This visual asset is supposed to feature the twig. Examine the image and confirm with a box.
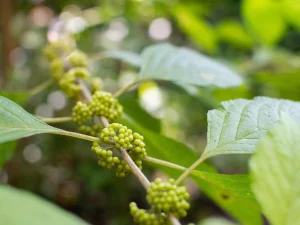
[29,79,53,96]
[40,116,72,124]
[77,79,181,225]
[113,80,139,98]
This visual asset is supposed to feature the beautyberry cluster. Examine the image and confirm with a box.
[129,202,170,225]
[44,39,91,97]
[91,142,120,169]
[100,123,146,177]
[78,125,102,137]
[72,101,92,125]
[146,178,190,218]
[89,91,123,123]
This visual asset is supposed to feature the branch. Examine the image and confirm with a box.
[77,79,180,225]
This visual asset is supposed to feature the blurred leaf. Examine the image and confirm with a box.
[120,99,161,133]
[242,0,286,45]
[255,70,300,100]
[172,4,218,53]
[0,91,30,105]
[0,185,89,225]
[212,85,251,103]
[0,142,16,168]
[191,171,256,200]
[281,0,300,30]
[0,96,60,144]
[202,97,300,159]
[216,20,253,49]
[199,217,238,225]
[139,44,242,88]
[120,115,262,225]
[250,115,300,225]
[101,50,141,67]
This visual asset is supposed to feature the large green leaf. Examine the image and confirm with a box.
[242,0,286,45]
[281,0,300,30]
[202,97,300,159]
[138,44,242,88]
[250,115,300,225]
[0,185,89,225]
[0,96,60,144]
[101,50,141,67]
[121,110,262,225]
[0,142,16,168]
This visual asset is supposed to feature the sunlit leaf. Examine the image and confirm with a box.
[139,44,242,88]
[281,0,300,30]
[172,4,218,53]
[250,115,300,225]
[0,185,89,225]
[202,97,300,159]
[242,0,286,45]
[0,96,60,144]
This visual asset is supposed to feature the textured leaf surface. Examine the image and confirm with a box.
[0,185,89,225]
[120,111,262,225]
[0,96,60,144]
[139,44,242,88]
[202,97,300,159]
[102,50,141,67]
[250,116,300,225]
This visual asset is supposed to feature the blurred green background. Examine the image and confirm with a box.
[0,0,300,224]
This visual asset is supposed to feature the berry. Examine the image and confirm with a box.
[89,92,123,123]
[50,58,64,81]
[129,202,170,225]
[146,178,190,219]
[91,142,120,169]
[67,50,88,67]
[58,71,81,97]
[90,77,103,93]
[72,101,92,125]
[43,39,74,61]
[78,125,102,137]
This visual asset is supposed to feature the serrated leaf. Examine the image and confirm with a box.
[138,43,242,88]
[250,115,300,225]
[0,96,60,144]
[0,185,89,225]
[202,97,300,159]
[102,50,141,67]
[242,0,286,45]
[0,142,16,168]
[120,112,262,225]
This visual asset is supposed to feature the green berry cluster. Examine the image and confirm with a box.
[146,178,190,218]
[92,142,120,169]
[89,91,123,123]
[72,101,92,125]
[129,202,170,225]
[44,39,91,97]
[78,125,102,137]
[100,123,146,177]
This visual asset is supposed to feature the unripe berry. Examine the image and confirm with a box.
[67,50,88,67]
[72,101,92,125]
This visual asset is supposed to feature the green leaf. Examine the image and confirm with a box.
[199,217,238,225]
[242,0,286,45]
[0,91,30,105]
[120,99,161,133]
[172,4,218,53]
[0,185,88,225]
[0,96,60,144]
[120,114,262,225]
[281,0,300,30]
[0,142,16,168]
[139,44,242,88]
[102,50,141,67]
[202,97,300,159]
[250,115,300,225]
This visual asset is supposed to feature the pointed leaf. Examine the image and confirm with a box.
[0,96,60,144]
[202,97,300,159]
[0,185,89,225]
[102,50,141,67]
[250,115,300,225]
[138,44,242,88]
